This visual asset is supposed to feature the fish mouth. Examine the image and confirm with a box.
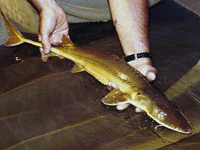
[149,114,192,134]
[159,123,192,134]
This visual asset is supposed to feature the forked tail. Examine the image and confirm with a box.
[0,10,25,46]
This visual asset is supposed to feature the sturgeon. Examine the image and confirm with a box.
[1,11,192,134]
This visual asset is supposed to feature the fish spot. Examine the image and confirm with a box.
[157,111,167,120]
[154,109,158,113]
[118,74,127,80]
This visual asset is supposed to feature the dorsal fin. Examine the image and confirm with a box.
[71,63,85,73]
[57,34,73,46]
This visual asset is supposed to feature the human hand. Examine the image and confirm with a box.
[108,58,157,112]
[38,3,69,62]
[128,58,157,82]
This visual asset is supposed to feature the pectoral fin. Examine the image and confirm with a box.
[71,64,85,73]
[102,89,130,106]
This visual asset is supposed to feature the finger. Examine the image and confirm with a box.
[117,104,144,112]
[38,34,42,42]
[39,13,52,54]
[40,47,49,62]
[107,82,119,90]
[146,67,157,81]
[116,104,130,110]
[135,107,143,112]
[41,32,51,54]
[147,71,156,81]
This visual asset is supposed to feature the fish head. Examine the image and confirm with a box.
[133,92,192,134]
[148,102,192,134]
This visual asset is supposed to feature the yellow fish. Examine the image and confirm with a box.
[1,11,192,134]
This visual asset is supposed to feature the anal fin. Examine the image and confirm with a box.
[102,89,130,106]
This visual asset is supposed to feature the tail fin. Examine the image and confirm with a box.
[0,10,25,46]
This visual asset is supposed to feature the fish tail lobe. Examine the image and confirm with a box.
[0,10,25,46]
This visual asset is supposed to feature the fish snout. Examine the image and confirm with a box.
[149,106,192,134]
[177,118,192,134]
[185,127,192,134]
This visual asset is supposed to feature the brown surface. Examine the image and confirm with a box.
[0,43,199,150]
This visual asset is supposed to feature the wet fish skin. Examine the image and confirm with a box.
[1,11,192,134]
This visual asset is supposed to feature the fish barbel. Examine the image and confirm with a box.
[1,11,192,134]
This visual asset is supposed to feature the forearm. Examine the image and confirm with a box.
[109,0,149,56]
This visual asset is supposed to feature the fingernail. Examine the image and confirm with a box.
[135,108,142,112]
[111,82,118,89]
[41,55,48,62]
[116,104,129,110]
[116,105,124,110]
[44,48,50,54]
[147,71,156,81]
[38,35,42,42]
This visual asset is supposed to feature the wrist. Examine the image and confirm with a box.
[122,40,150,56]
[28,0,60,12]
[128,57,152,66]
[125,52,152,62]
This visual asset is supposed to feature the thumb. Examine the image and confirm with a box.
[39,12,53,54]
[40,30,51,54]
[146,67,157,81]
